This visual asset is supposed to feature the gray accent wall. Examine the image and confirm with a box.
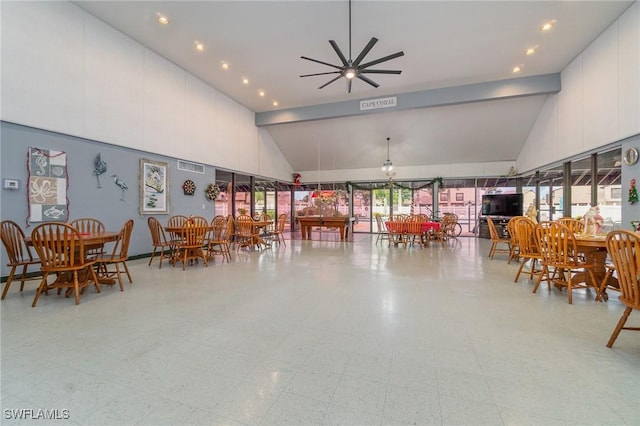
[621,135,640,230]
[1,121,219,276]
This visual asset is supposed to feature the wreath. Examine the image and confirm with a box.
[204,183,220,201]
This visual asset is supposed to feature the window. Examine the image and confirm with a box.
[440,192,449,202]
[456,193,464,202]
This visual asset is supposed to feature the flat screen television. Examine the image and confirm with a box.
[481,193,523,217]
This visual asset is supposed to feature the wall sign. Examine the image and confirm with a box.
[360,96,397,111]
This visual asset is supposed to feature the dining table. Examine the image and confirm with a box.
[573,234,619,301]
[385,221,441,246]
[242,220,274,250]
[25,230,120,285]
[164,224,213,260]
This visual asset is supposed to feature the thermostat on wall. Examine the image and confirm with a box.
[3,179,20,190]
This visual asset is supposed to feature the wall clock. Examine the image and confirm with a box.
[623,148,638,165]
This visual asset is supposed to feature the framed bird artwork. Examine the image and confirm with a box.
[139,158,169,214]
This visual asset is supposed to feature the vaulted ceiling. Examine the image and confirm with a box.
[74,1,633,174]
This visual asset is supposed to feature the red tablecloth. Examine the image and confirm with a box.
[421,222,440,232]
[386,221,440,233]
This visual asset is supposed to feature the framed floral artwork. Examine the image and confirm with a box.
[139,158,169,214]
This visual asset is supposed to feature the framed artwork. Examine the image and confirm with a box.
[439,192,449,202]
[456,193,464,201]
[139,158,169,214]
[28,147,68,223]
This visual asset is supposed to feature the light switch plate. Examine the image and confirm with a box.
[3,179,19,190]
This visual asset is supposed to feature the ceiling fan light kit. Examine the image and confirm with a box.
[300,0,404,93]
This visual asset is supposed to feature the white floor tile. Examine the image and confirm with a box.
[1,236,638,426]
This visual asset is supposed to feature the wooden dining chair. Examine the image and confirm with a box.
[30,222,101,306]
[94,219,134,291]
[374,213,390,245]
[69,217,106,257]
[234,215,260,251]
[173,221,209,270]
[440,213,461,240]
[206,215,226,253]
[147,217,174,269]
[604,230,640,347]
[386,221,407,247]
[393,214,409,223]
[415,213,429,222]
[513,217,545,284]
[405,221,425,246]
[257,212,275,241]
[534,221,599,304]
[487,216,511,259]
[1,220,42,300]
[432,215,451,242]
[272,213,287,246]
[167,215,188,244]
[557,217,585,234]
[506,216,525,264]
[207,216,233,263]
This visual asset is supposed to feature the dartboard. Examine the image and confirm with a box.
[183,179,196,196]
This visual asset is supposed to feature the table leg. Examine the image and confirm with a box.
[573,247,617,300]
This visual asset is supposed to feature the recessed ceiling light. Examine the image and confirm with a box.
[513,66,521,73]
[157,15,169,25]
[242,77,249,85]
[540,21,554,32]
[272,101,279,107]
[525,48,536,56]
[221,62,230,70]
[194,41,205,52]
[259,90,265,97]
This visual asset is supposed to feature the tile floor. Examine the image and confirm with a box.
[1,235,639,426]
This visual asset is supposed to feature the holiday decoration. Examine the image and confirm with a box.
[629,179,638,204]
[293,173,301,187]
[205,183,220,201]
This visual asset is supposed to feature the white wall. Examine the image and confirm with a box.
[517,2,640,173]
[0,1,293,182]
[300,161,516,183]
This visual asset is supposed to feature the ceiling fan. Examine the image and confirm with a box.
[300,0,404,93]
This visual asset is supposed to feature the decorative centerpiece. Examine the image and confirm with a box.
[205,183,220,201]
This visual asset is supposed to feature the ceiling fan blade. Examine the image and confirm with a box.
[360,69,402,74]
[357,74,379,88]
[359,51,404,69]
[300,56,343,70]
[352,37,378,67]
[347,79,352,94]
[300,71,341,78]
[318,75,343,89]
[329,40,349,66]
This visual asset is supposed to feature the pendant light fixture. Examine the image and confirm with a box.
[382,137,393,172]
